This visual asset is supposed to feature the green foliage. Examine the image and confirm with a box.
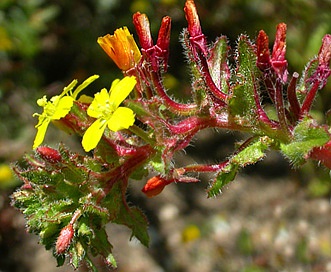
[229,35,260,126]
[208,36,229,93]
[12,144,149,270]
[280,117,330,166]
[208,136,272,197]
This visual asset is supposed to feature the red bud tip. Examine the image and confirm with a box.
[318,34,331,67]
[156,16,171,51]
[156,16,171,71]
[256,30,271,70]
[272,23,287,60]
[133,12,153,50]
[36,146,61,163]
[56,224,74,255]
[271,23,288,82]
[184,0,202,38]
[142,176,173,197]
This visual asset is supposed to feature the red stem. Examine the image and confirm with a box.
[150,71,198,114]
[287,72,300,123]
[103,145,155,196]
[300,80,320,116]
[182,162,229,173]
[180,136,258,174]
[275,79,290,136]
[251,72,278,129]
[194,46,227,104]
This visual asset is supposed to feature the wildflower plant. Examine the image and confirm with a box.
[11,0,331,270]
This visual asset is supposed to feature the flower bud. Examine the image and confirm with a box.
[156,16,171,71]
[184,0,208,57]
[318,34,331,67]
[133,12,153,50]
[56,224,74,255]
[36,146,61,163]
[141,175,173,197]
[271,23,288,82]
[184,0,202,38]
[256,30,271,71]
[314,34,331,88]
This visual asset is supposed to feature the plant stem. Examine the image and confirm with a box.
[287,72,300,123]
[300,80,320,116]
[275,79,290,137]
[151,71,198,114]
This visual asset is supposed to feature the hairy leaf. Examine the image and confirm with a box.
[281,117,330,166]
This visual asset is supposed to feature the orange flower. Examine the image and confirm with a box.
[97,27,141,71]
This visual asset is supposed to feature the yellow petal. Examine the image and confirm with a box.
[33,119,51,149]
[82,118,108,152]
[87,88,110,118]
[52,96,74,120]
[72,74,99,99]
[109,76,136,108]
[107,107,135,131]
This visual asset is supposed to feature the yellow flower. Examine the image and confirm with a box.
[82,76,136,152]
[97,27,141,71]
[33,75,99,149]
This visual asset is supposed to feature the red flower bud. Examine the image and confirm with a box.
[271,23,288,82]
[133,12,153,50]
[256,30,271,71]
[56,224,74,255]
[184,0,208,58]
[318,34,331,67]
[36,146,61,163]
[312,34,331,88]
[156,16,171,71]
[184,0,202,38]
[141,175,173,197]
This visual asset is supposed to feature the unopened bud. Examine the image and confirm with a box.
[56,224,74,255]
[142,175,172,197]
[156,16,171,71]
[256,30,271,71]
[133,12,153,50]
[36,146,61,163]
[184,0,202,38]
[318,34,331,67]
[271,23,288,82]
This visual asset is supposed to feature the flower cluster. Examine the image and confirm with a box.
[33,75,137,152]
[12,0,331,270]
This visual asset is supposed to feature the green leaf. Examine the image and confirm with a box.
[56,255,65,267]
[207,137,272,198]
[208,164,238,198]
[229,35,260,125]
[208,36,229,93]
[281,117,330,166]
[114,205,149,247]
[231,136,272,167]
[91,228,116,268]
[298,57,318,94]
[102,177,149,246]
[12,144,150,270]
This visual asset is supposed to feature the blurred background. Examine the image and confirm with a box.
[0,0,331,271]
